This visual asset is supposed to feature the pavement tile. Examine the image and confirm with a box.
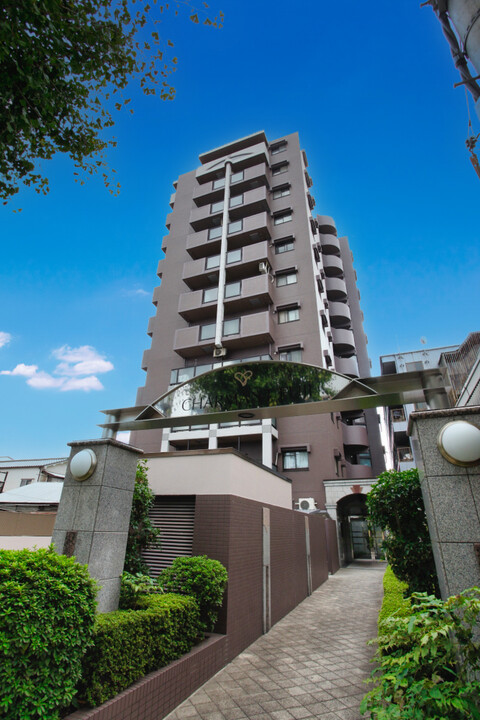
[163,563,385,720]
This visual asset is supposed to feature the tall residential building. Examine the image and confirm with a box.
[131,131,384,510]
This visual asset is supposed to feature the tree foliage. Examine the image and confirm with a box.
[366,469,439,596]
[0,0,223,202]
[124,459,161,574]
[361,589,480,719]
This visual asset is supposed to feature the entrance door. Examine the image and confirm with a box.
[349,517,370,559]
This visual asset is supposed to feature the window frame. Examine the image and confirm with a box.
[200,323,216,340]
[274,210,293,225]
[278,347,303,362]
[282,449,309,470]
[271,162,288,176]
[272,184,291,199]
[208,225,222,241]
[271,141,287,155]
[277,306,300,324]
[223,318,240,336]
[275,238,294,254]
[276,270,297,287]
[228,219,243,234]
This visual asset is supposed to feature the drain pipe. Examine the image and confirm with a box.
[214,161,232,352]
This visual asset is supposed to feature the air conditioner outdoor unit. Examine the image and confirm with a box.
[213,347,227,358]
[297,497,316,512]
[259,261,270,274]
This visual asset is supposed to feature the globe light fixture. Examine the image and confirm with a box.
[437,420,480,467]
[70,448,97,481]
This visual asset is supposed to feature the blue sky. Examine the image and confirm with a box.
[1,0,479,459]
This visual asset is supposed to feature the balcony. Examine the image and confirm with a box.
[325,276,347,301]
[328,301,351,329]
[182,241,272,290]
[332,328,356,357]
[192,163,270,207]
[343,462,374,480]
[317,215,337,235]
[189,186,270,232]
[178,275,273,322]
[322,255,344,278]
[334,355,359,378]
[195,142,269,184]
[186,212,271,260]
[341,423,369,447]
[320,234,341,256]
[173,310,274,358]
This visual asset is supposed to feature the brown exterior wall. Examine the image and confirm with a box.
[0,511,56,536]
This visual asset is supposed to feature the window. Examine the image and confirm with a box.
[356,451,372,467]
[231,170,244,184]
[203,287,218,303]
[228,219,243,234]
[282,450,308,470]
[406,361,423,371]
[398,447,414,463]
[211,200,224,214]
[223,318,240,335]
[271,141,287,155]
[278,306,299,323]
[225,281,241,298]
[20,478,34,487]
[208,226,222,240]
[272,162,288,176]
[170,364,213,384]
[279,347,302,362]
[229,194,243,208]
[391,407,406,422]
[0,471,7,492]
[274,211,292,225]
[272,185,290,199]
[227,248,242,264]
[275,238,294,254]
[200,323,216,340]
[213,177,225,190]
[276,270,297,287]
[206,254,220,270]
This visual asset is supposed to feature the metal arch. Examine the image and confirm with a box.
[99,361,448,436]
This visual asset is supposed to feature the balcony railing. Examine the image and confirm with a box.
[186,212,271,260]
[325,276,347,301]
[189,186,270,232]
[332,327,356,357]
[328,301,351,329]
[177,274,273,322]
[322,255,344,278]
[192,163,270,206]
[182,241,272,290]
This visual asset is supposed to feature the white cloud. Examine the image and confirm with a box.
[1,363,38,377]
[0,332,12,348]
[1,344,113,392]
[123,288,149,297]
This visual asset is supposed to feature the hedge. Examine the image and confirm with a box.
[378,566,411,631]
[76,593,201,707]
[0,547,97,720]
[158,555,228,632]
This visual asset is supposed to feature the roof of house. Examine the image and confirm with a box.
[0,458,67,469]
[0,482,63,504]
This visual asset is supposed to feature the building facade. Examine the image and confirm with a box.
[131,131,384,511]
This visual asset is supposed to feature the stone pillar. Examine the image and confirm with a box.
[409,407,480,599]
[52,438,142,612]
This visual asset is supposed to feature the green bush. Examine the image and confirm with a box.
[158,555,228,632]
[367,469,439,595]
[361,588,480,719]
[119,571,162,609]
[76,593,200,707]
[0,547,97,720]
[378,566,411,631]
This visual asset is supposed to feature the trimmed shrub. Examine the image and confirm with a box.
[119,571,162,609]
[0,547,97,720]
[378,566,410,631]
[77,593,200,707]
[361,588,480,719]
[158,555,228,633]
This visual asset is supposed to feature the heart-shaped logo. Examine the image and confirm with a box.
[234,370,253,387]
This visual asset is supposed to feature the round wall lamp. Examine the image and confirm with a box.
[70,449,97,481]
[437,420,480,467]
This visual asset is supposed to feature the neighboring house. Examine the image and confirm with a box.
[0,457,67,494]
[0,482,63,550]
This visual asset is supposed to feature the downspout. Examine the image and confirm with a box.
[214,161,232,351]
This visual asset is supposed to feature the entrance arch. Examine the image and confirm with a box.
[337,493,369,564]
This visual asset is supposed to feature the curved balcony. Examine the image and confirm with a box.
[322,255,344,278]
[334,355,359,378]
[317,215,337,235]
[343,462,374,480]
[325,276,347,301]
[332,328,356,357]
[328,301,351,328]
[320,233,341,256]
[342,424,369,447]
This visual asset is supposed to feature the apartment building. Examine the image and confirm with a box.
[131,131,384,510]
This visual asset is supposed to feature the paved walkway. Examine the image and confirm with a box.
[166,561,386,720]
